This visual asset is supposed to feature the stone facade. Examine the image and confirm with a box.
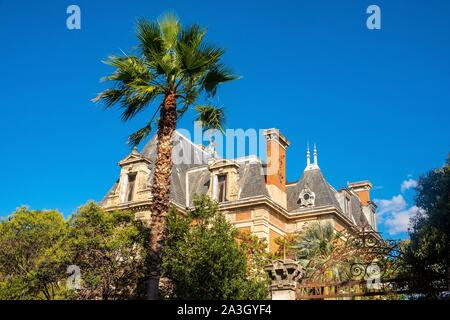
[101,129,378,253]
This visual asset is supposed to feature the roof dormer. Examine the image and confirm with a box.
[208,159,240,202]
[118,146,152,167]
[104,147,152,207]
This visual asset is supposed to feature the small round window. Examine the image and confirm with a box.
[299,188,315,207]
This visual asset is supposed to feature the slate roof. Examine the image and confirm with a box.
[184,158,269,207]
[348,191,369,226]
[238,160,269,199]
[286,168,342,211]
[102,131,209,206]
[286,168,367,227]
[102,131,270,208]
[103,130,368,228]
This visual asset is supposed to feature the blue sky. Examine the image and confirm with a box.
[0,0,449,239]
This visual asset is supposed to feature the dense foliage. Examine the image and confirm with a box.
[0,198,269,300]
[67,203,150,299]
[403,155,450,298]
[0,208,69,299]
[162,195,269,299]
[275,221,403,286]
[0,203,148,300]
[293,222,347,282]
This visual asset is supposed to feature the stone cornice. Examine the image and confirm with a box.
[215,196,358,230]
[104,195,361,233]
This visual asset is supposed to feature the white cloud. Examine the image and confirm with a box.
[374,194,425,235]
[384,206,424,235]
[374,195,407,216]
[371,178,423,236]
[401,178,418,193]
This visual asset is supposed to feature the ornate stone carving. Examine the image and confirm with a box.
[299,186,316,207]
[264,259,304,300]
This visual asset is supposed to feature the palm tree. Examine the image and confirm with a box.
[293,222,342,282]
[93,12,237,299]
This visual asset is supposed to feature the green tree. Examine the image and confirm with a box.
[0,207,69,300]
[403,155,450,298]
[293,222,346,282]
[162,195,269,299]
[67,202,150,300]
[93,12,237,299]
[292,223,391,284]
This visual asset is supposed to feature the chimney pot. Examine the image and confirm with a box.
[263,128,290,208]
[348,180,373,205]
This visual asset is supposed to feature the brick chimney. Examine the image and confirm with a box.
[263,128,290,208]
[348,180,378,231]
[348,181,373,205]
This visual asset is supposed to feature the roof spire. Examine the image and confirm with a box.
[306,142,310,166]
[304,142,320,171]
[313,143,318,167]
[131,146,140,155]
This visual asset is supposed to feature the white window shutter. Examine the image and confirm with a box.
[212,175,218,200]
[120,177,128,203]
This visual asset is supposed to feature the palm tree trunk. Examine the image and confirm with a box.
[147,92,177,300]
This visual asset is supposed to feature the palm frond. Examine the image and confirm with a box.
[195,105,225,133]
[181,84,199,106]
[92,88,126,109]
[158,11,180,51]
[202,64,239,96]
[94,54,163,121]
[95,12,237,146]
[128,122,153,147]
[197,44,225,65]
[175,44,204,76]
[136,19,164,59]
[127,103,163,147]
[177,83,198,118]
[177,104,189,119]
[120,89,161,121]
[177,43,226,78]
[179,24,206,49]
[103,55,152,83]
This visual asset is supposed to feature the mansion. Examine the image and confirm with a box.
[101,129,378,253]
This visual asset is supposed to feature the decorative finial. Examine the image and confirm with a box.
[313,143,318,166]
[306,143,310,166]
[132,146,139,155]
[304,142,320,171]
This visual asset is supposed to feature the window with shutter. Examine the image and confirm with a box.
[217,174,227,203]
[126,173,136,202]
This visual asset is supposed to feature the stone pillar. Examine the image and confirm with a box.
[264,259,304,300]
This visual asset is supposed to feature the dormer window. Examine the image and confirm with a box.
[299,187,315,207]
[217,174,227,202]
[344,197,351,216]
[208,159,239,202]
[114,147,151,206]
[126,173,136,202]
